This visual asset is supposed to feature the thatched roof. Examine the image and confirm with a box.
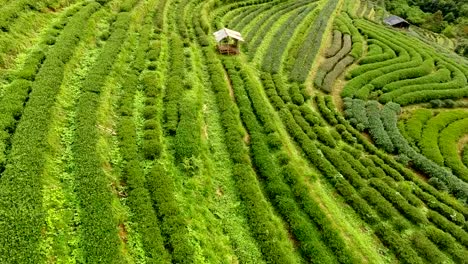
[213,28,244,43]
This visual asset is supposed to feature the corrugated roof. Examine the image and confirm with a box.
[383,15,409,26]
[213,28,244,43]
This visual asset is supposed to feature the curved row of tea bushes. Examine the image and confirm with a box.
[73,12,131,263]
[321,56,354,92]
[0,2,87,173]
[439,118,468,182]
[325,30,343,58]
[289,0,340,82]
[382,68,451,93]
[117,68,171,263]
[262,4,318,74]
[224,59,337,263]
[359,39,395,64]
[245,0,311,56]
[202,47,298,264]
[404,109,433,143]
[0,3,100,263]
[419,110,468,166]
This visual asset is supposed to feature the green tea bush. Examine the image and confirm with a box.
[410,232,447,263]
[370,178,428,224]
[425,226,468,263]
[419,110,468,166]
[428,211,468,248]
[438,118,468,182]
[374,223,424,264]
[0,4,100,262]
[325,30,343,58]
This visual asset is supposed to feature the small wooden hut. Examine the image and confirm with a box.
[383,15,410,29]
[213,28,244,55]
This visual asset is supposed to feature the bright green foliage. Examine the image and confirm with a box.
[73,12,131,263]
[0,3,99,263]
[419,110,468,166]
[175,93,202,163]
[404,109,432,143]
[164,35,185,134]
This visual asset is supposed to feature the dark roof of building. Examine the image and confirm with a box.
[383,15,409,26]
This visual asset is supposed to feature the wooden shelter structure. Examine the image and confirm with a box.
[213,28,244,55]
[383,15,410,29]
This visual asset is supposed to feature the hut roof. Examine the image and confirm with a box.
[383,15,409,26]
[213,28,244,43]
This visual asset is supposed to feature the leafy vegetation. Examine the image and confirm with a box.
[0,0,467,263]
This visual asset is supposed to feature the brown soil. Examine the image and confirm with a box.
[243,133,250,144]
[457,134,468,154]
[118,223,128,244]
[223,71,235,100]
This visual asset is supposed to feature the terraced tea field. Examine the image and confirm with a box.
[0,0,467,263]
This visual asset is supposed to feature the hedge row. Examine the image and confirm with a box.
[203,48,297,264]
[380,67,466,103]
[140,71,163,160]
[321,145,366,189]
[153,0,168,31]
[0,2,84,171]
[260,74,356,263]
[289,0,339,82]
[419,110,468,165]
[360,186,403,221]
[341,70,382,97]
[261,73,286,109]
[318,34,352,75]
[0,0,68,32]
[279,108,379,225]
[247,0,310,56]
[366,101,394,153]
[414,187,466,225]
[325,30,343,58]
[232,1,276,32]
[321,55,354,93]
[0,79,32,171]
[374,223,424,264]
[404,109,432,143]
[327,95,468,216]
[382,67,451,93]
[425,226,468,263]
[359,39,395,64]
[337,14,363,58]
[280,163,360,264]
[410,232,447,263]
[371,58,434,91]
[343,97,368,131]
[370,178,428,224]
[315,95,338,125]
[226,59,339,263]
[366,43,383,57]
[164,34,185,134]
[262,4,316,74]
[117,68,171,263]
[463,144,468,168]
[147,162,196,263]
[394,86,468,106]
[73,12,131,263]
[174,92,202,164]
[378,102,468,201]
[428,210,468,248]
[439,118,468,182]
[0,3,99,263]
